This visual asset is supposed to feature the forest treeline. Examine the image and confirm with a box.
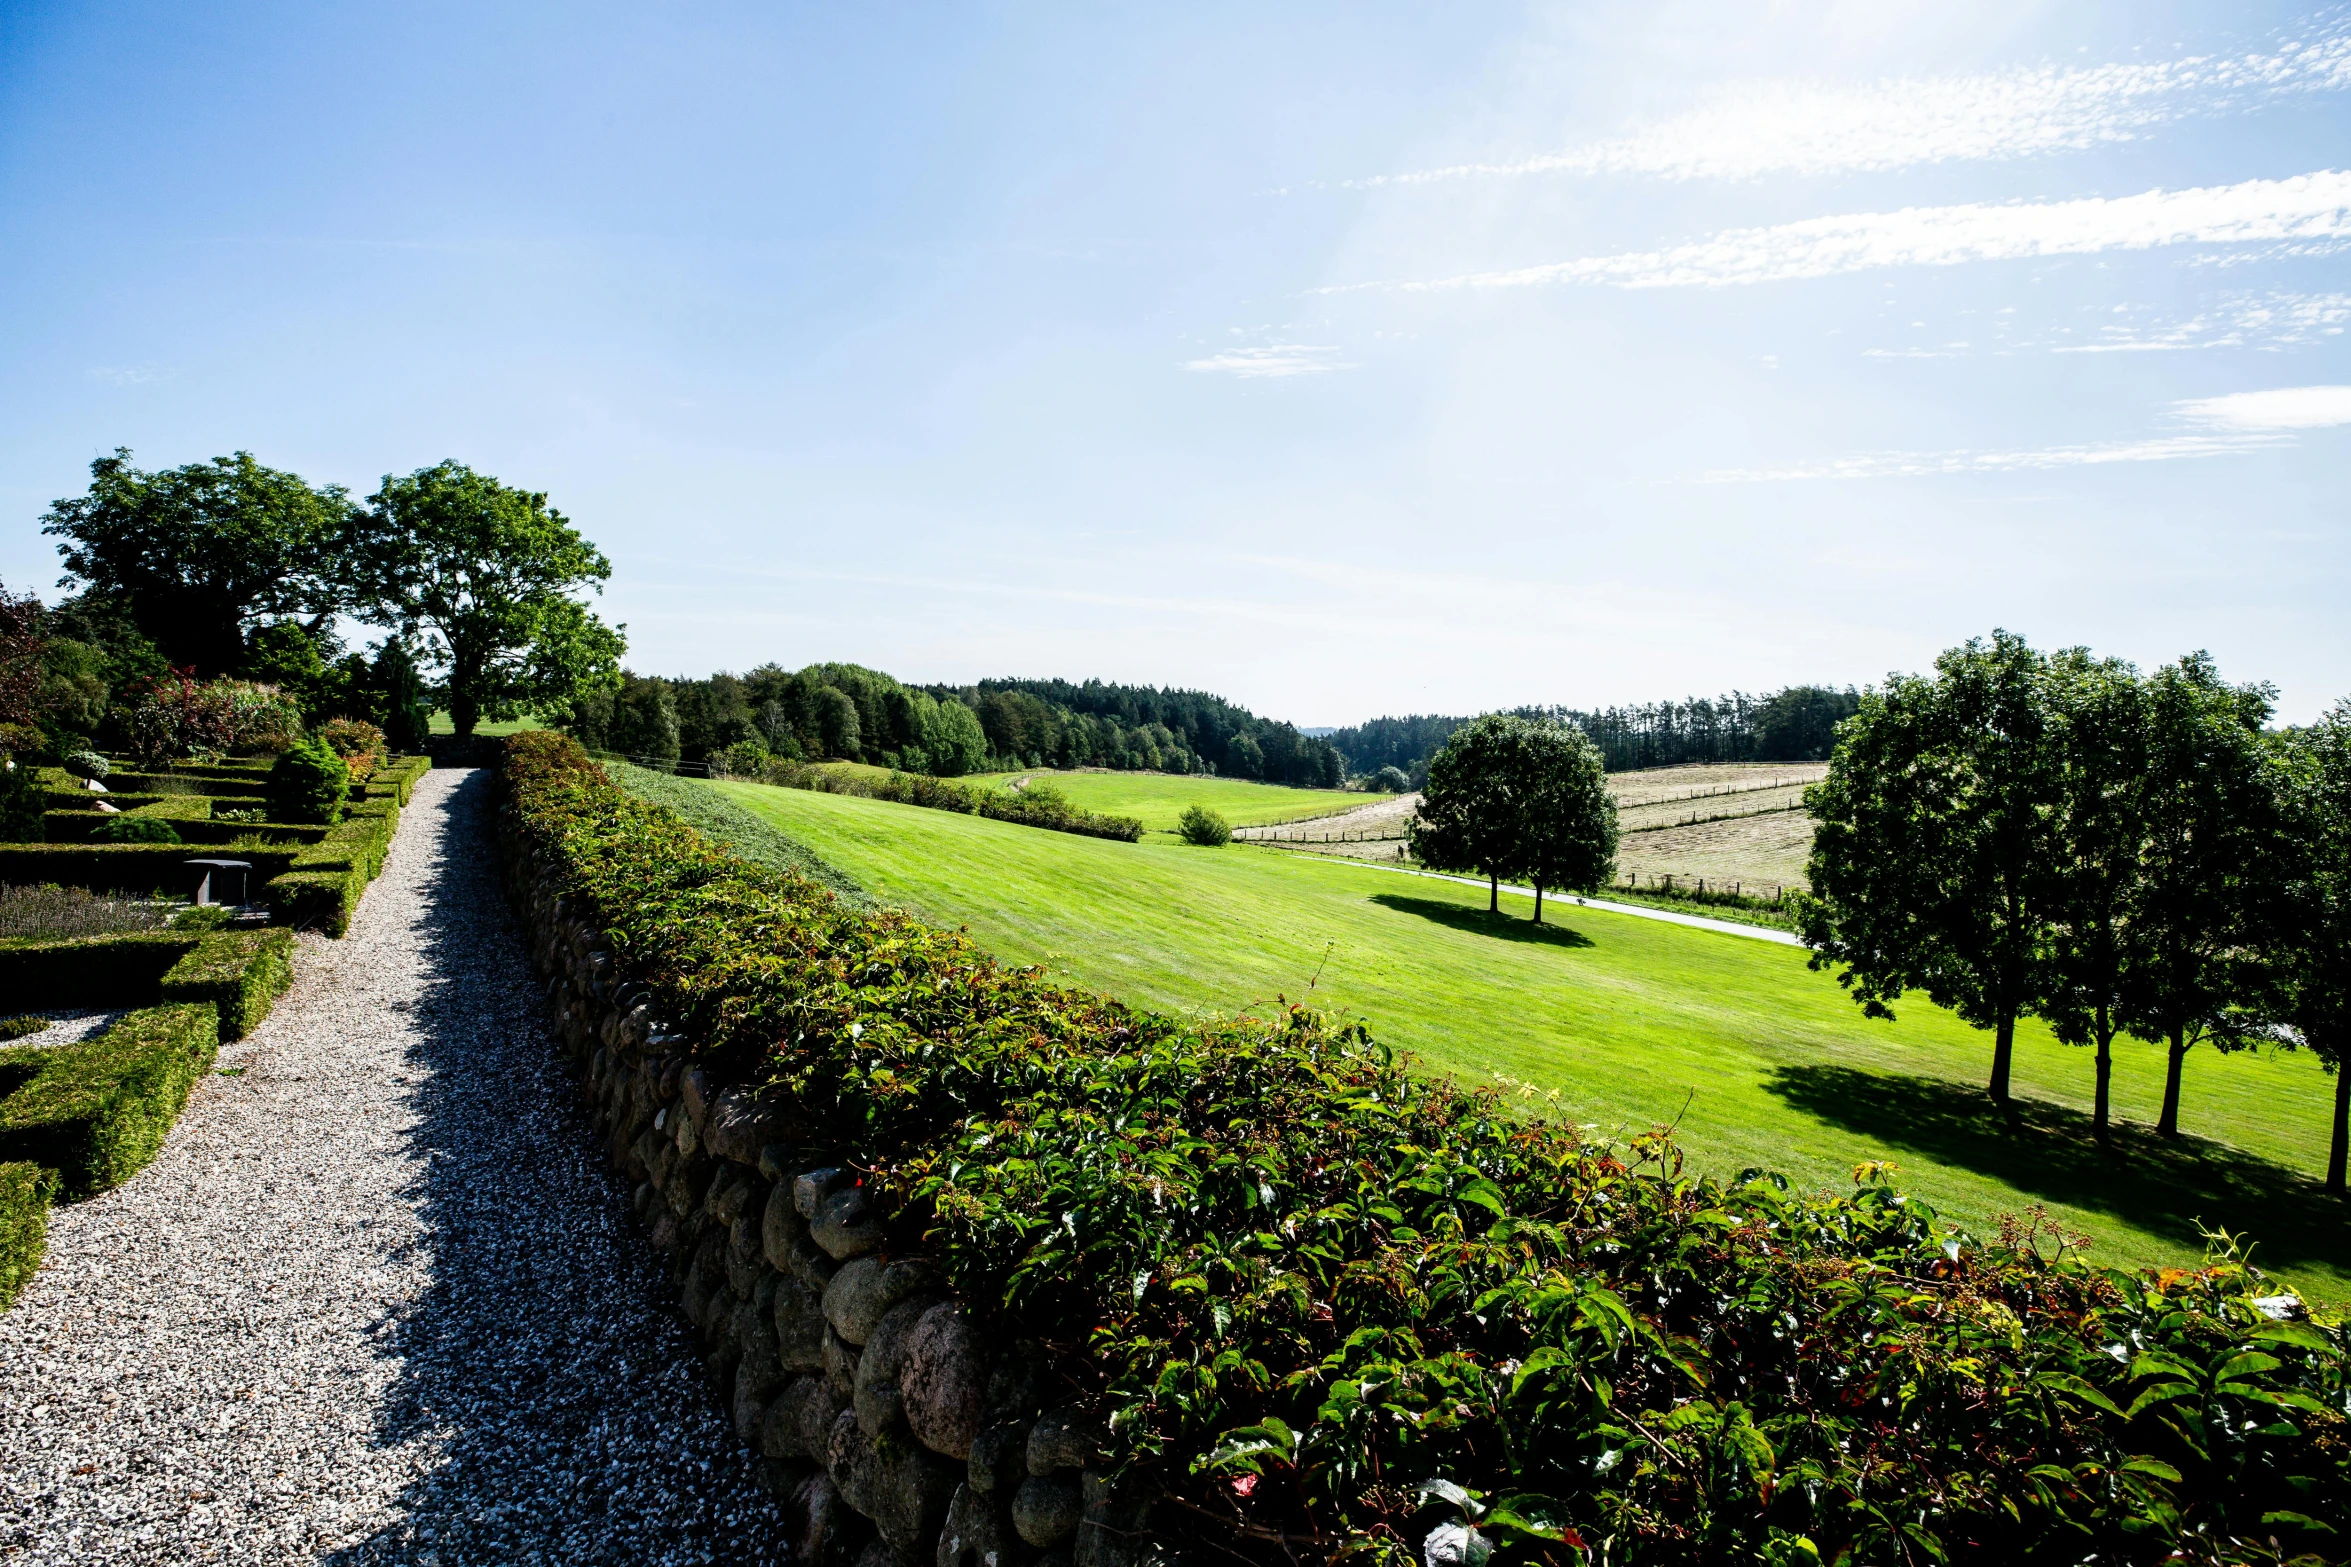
[1328,685,1863,781]
[568,665,1347,785]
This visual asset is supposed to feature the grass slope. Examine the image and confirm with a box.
[712,776,2351,1299]
[611,764,863,902]
[966,769,1362,839]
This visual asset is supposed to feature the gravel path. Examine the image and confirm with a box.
[0,768,787,1566]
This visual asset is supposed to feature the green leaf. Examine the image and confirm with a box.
[2120,1456,2183,1483]
[2044,1375,2126,1417]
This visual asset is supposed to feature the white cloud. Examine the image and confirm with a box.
[2176,384,2351,428]
[1700,432,2288,482]
[1360,26,2351,187]
[2054,290,2351,352]
[85,364,168,386]
[1358,170,2351,292]
[1183,344,1349,377]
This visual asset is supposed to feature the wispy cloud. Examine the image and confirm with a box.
[2177,383,2351,428]
[86,364,169,386]
[1859,290,2351,356]
[1358,26,2351,187]
[1183,343,1349,377]
[1702,384,2351,481]
[1345,170,2351,292]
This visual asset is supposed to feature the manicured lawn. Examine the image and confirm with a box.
[712,777,2351,1301]
[964,769,1364,839]
[427,711,545,737]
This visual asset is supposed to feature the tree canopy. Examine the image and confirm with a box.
[349,461,623,736]
[1408,714,1615,921]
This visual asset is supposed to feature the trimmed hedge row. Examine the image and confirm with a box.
[159,930,294,1039]
[758,762,1146,842]
[501,729,2351,1567]
[0,843,302,895]
[0,1161,54,1311]
[0,928,293,1040]
[0,1003,217,1198]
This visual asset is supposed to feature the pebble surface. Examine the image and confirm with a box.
[0,768,788,1565]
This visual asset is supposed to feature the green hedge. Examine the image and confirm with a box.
[261,867,366,936]
[159,930,293,1040]
[0,1004,217,1197]
[368,754,430,806]
[0,843,300,895]
[0,1160,54,1310]
[38,809,329,846]
[0,933,197,1008]
[502,729,2351,1566]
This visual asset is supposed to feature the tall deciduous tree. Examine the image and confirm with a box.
[2263,702,2351,1194]
[1518,722,1619,924]
[1410,714,1534,913]
[349,462,623,736]
[1802,632,2061,1103]
[2038,650,2149,1144]
[41,449,355,676]
[2116,654,2276,1136]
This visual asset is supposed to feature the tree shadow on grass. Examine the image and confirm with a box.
[1369,893,1594,950]
[1763,1063,2351,1275]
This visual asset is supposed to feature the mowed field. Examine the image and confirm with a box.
[966,769,1364,839]
[707,776,2351,1301]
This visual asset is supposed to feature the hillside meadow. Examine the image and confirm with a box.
[706,773,2351,1302]
[964,768,1363,838]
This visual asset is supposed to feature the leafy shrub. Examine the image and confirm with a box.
[1177,803,1231,845]
[750,760,1145,841]
[61,751,108,782]
[1372,764,1411,793]
[311,718,384,784]
[89,815,181,845]
[120,675,302,766]
[266,738,348,825]
[0,1016,46,1042]
[0,721,45,758]
[0,762,40,843]
[499,729,2351,1567]
[0,883,176,939]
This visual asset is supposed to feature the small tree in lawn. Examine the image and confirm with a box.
[1409,714,1533,914]
[2116,653,2276,1136]
[349,462,624,737]
[2262,701,2351,1194]
[2038,649,2149,1145]
[1802,631,2062,1103]
[1518,722,1617,924]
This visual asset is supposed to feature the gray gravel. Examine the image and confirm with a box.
[0,768,787,1565]
[3,1012,128,1050]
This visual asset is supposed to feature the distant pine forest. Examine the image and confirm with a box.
[567,665,1860,785]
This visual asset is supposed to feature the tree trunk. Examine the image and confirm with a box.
[2093,1020,2114,1146]
[1487,873,1498,914]
[1533,882,1544,925]
[1988,1010,2015,1104]
[449,688,480,739]
[2158,1026,2186,1136]
[2330,1057,2350,1198]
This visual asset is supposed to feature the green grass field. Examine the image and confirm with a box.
[966,769,1364,839]
[710,777,2351,1301]
[426,711,544,737]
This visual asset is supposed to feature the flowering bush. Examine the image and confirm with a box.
[501,731,2351,1567]
[119,674,302,765]
[311,717,385,785]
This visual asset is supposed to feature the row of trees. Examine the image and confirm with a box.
[1407,714,1621,922]
[1327,685,1862,784]
[19,448,623,748]
[1802,633,2351,1190]
[579,664,1343,783]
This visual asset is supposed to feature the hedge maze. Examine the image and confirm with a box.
[0,750,430,1308]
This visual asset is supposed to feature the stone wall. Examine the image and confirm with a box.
[499,824,1156,1567]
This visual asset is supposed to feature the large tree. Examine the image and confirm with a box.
[1801,632,2062,1103]
[2263,702,2351,1194]
[41,448,356,676]
[2115,654,2276,1136]
[1517,721,1619,924]
[1410,714,1536,914]
[349,462,623,736]
[2037,650,2148,1144]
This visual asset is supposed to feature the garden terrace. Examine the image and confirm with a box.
[499,730,2351,1567]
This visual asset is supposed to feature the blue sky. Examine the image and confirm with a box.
[3,1,2347,724]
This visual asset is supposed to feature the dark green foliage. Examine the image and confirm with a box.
[261,867,365,936]
[90,814,181,844]
[1370,765,1411,793]
[1177,804,1231,846]
[500,730,2351,1566]
[373,638,433,751]
[610,762,862,900]
[0,843,300,897]
[159,930,293,1040]
[0,1160,55,1310]
[2263,700,2351,1192]
[1410,715,1537,912]
[0,1004,217,1197]
[39,449,356,676]
[0,889,182,943]
[1330,687,1865,780]
[0,1017,46,1042]
[758,764,1145,841]
[267,737,349,824]
[0,762,41,843]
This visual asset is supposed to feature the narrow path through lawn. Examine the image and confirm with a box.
[0,768,785,1566]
